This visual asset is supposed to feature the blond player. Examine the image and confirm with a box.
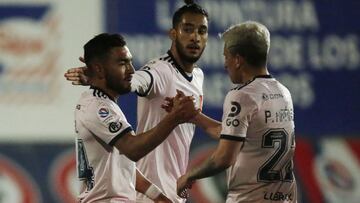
[74,33,198,202]
[177,21,297,202]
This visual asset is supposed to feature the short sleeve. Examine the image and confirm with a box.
[133,61,172,97]
[220,90,258,141]
[83,101,134,146]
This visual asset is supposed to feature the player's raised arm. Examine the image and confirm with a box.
[191,112,221,139]
[114,92,200,162]
[162,90,222,139]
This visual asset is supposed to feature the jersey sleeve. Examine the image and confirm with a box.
[220,90,258,141]
[131,61,172,97]
[131,69,153,96]
[83,101,134,146]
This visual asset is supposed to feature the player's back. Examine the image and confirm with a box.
[224,76,297,203]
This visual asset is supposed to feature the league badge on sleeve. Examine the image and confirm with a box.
[98,108,109,118]
[109,122,122,133]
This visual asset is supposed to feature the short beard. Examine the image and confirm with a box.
[105,72,130,95]
[175,39,203,64]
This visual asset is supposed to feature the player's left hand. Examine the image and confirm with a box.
[177,174,194,198]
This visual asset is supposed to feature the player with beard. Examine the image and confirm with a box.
[74,33,198,203]
[65,1,220,202]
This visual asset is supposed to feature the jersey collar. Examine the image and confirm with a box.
[253,75,273,79]
[167,50,193,82]
[90,86,115,102]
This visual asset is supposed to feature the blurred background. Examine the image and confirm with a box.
[0,0,359,202]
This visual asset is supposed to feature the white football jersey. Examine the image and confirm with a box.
[220,76,297,203]
[132,51,204,203]
[75,87,137,203]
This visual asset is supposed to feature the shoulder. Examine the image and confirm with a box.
[141,53,173,71]
[79,88,118,117]
[192,65,204,78]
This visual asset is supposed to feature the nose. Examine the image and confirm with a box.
[191,30,200,42]
[127,63,135,74]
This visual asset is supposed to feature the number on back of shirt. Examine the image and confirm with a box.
[258,129,295,182]
[77,139,94,190]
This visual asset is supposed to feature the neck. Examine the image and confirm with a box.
[91,80,119,101]
[170,46,195,73]
[243,66,269,83]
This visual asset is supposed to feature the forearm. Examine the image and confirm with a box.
[125,114,178,161]
[193,113,221,139]
[136,169,152,193]
[136,169,166,201]
[187,154,230,181]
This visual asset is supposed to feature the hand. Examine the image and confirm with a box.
[170,90,200,124]
[63,57,90,85]
[177,174,194,198]
[154,193,173,203]
[161,97,174,113]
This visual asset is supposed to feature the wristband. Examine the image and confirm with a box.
[144,184,162,200]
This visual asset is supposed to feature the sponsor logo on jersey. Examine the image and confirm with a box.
[264,192,293,201]
[98,108,109,118]
[262,93,284,101]
[228,101,241,117]
[109,121,122,133]
[226,101,241,127]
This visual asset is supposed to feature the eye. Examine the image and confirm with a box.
[182,26,194,33]
[198,27,208,35]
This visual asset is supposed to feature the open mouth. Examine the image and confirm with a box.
[186,44,200,51]
[125,76,132,82]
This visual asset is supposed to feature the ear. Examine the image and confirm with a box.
[235,54,245,70]
[93,63,105,79]
[169,28,176,41]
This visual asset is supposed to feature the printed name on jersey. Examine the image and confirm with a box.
[265,108,294,123]
[109,121,122,133]
[98,108,109,118]
[262,93,284,101]
[226,101,241,127]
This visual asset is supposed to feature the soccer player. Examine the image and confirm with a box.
[176,21,298,202]
[75,33,198,203]
[65,1,214,202]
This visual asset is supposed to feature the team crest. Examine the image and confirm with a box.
[109,122,122,133]
[98,108,109,118]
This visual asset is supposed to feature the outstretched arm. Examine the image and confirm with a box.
[177,139,243,198]
[191,112,221,139]
[136,169,172,203]
[162,94,221,139]
[114,93,200,162]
